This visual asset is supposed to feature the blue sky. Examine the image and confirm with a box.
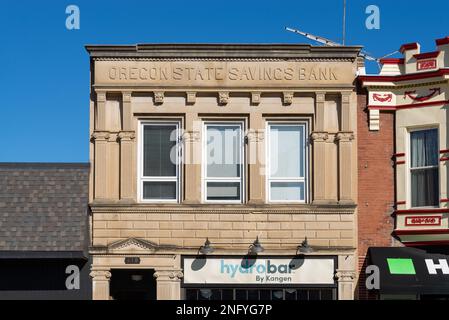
[0,0,448,162]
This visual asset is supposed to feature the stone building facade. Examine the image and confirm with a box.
[86,44,362,300]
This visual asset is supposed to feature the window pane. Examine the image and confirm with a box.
[207,182,240,201]
[270,182,304,201]
[411,168,439,207]
[270,125,304,178]
[143,182,176,200]
[411,129,438,168]
[207,125,241,178]
[143,125,177,177]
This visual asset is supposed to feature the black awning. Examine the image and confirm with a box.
[369,247,449,295]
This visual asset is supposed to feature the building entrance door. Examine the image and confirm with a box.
[110,269,156,300]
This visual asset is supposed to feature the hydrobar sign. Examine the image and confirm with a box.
[183,257,335,285]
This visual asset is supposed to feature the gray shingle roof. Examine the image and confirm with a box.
[0,163,90,254]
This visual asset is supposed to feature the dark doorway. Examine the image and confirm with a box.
[110,269,156,300]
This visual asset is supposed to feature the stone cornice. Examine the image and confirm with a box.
[89,203,356,215]
[86,43,362,60]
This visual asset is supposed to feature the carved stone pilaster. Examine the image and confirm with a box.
[283,91,294,105]
[219,91,229,105]
[90,269,112,300]
[186,92,196,105]
[153,269,183,300]
[96,91,107,103]
[251,92,261,105]
[154,91,164,104]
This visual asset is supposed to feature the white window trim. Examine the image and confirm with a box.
[202,121,245,204]
[406,126,440,209]
[265,121,309,204]
[138,120,182,203]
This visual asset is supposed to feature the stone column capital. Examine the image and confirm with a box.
[118,131,136,142]
[335,269,356,282]
[154,270,184,281]
[122,91,132,102]
[335,132,355,142]
[182,131,200,143]
[246,129,265,143]
[310,131,329,142]
[90,269,112,281]
[96,91,107,102]
[91,131,111,142]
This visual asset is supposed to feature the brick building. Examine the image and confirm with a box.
[358,36,449,299]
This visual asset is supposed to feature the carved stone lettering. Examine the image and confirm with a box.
[96,61,351,87]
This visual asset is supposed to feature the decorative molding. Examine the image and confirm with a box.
[315,92,326,102]
[89,270,112,281]
[251,92,261,105]
[118,131,136,142]
[335,132,355,142]
[91,131,111,142]
[219,91,229,105]
[182,131,200,143]
[154,91,165,104]
[403,88,440,102]
[246,129,265,143]
[90,205,357,215]
[154,270,184,281]
[96,91,107,102]
[335,270,356,282]
[368,109,380,131]
[283,91,294,105]
[122,91,132,102]
[186,91,196,105]
[310,132,329,142]
[341,92,351,103]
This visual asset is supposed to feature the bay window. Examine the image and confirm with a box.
[203,122,244,203]
[267,122,307,203]
[140,122,180,202]
[410,128,439,207]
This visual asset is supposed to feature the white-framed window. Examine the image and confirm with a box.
[202,122,244,203]
[266,122,308,203]
[139,121,181,203]
[409,127,439,208]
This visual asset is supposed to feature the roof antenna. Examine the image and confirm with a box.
[285,26,399,72]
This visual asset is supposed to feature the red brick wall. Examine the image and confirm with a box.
[356,90,395,299]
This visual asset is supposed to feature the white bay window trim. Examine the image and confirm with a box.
[138,121,181,203]
[202,121,245,204]
[407,126,440,209]
[266,121,308,203]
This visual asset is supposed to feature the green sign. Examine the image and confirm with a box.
[387,258,416,275]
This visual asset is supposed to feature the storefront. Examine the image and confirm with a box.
[369,247,449,300]
[182,256,337,300]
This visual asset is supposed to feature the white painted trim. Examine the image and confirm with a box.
[202,121,245,204]
[406,126,440,209]
[265,121,309,204]
[137,120,182,203]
